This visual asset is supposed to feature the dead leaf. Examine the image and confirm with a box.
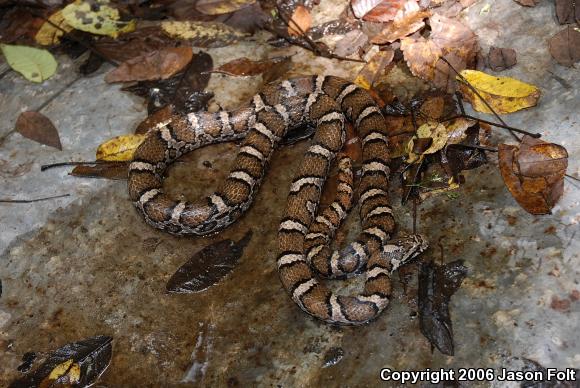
[71,162,129,180]
[333,29,369,57]
[354,49,394,89]
[351,0,383,18]
[513,0,539,6]
[288,5,312,36]
[135,105,175,134]
[167,231,252,293]
[498,136,568,215]
[105,47,193,83]
[458,70,541,114]
[371,3,429,44]
[213,56,291,77]
[95,26,177,63]
[9,336,112,388]
[487,46,517,71]
[401,14,477,92]
[123,51,214,115]
[362,0,407,22]
[35,10,73,46]
[419,260,468,356]
[96,134,147,161]
[555,0,580,24]
[262,56,293,83]
[548,26,580,67]
[15,111,62,150]
[196,0,256,15]
[161,21,248,47]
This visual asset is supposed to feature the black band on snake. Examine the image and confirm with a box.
[128,75,427,325]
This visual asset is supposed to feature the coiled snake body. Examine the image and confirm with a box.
[128,75,427,325]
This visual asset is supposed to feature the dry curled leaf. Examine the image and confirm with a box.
[288,5,312,36]
[196,0,256,15]
[161,21,248,47]
[35,10,73,46]
[401,14,477,92]
[548,26,580,67]
[95,26,177,63]
[351,0,383,18]
[15,111,62,150]
[355,49,394,89]
[487,46,517,71]
[458,70,541,114]
[213,56,291,77]
[362,0,408,22]
[498,136,568,215]
[371,2,429,44]
[105,47,193,83]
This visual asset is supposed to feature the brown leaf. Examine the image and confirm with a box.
[487,46,517,71]
[354,48,395,89]
[362,0,407,22]
[333,29,369,57]
[351,0,383,18]
[401,14,477,92]
[213,56,291,77]
[513,0,539,6]
[262,56,292,83]
[166,231,252,293]
[288,5,312,36]
[371,10,430,44]
[498,136,568,215]
[555,0,580,24]
[105,46,193,83]
[95,26,177,63]
[135,105,175,135]
[15,111,62,150]
[548,26,580,67]
[71,162,129,180]
[196,0,256,15]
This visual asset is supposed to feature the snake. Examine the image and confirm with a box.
[128,75,427,325]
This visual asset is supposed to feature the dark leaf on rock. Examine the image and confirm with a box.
[498,136,568,215]
[79,51,105,75]
[322,347,345,368]
[487,46,517,71]
[123,51,214,115]
[166,231,253,293]
[262,56,292,83]
[445,124,488,179]
[95,26,177,63]
[555,0,580,24]
[105,46,194,83]
[513,0,539,6]
[17,352,37,373]
[15,111,62,150]
[213,56,292,77]
[71,162,129,180]
[418,260,468,356]
[222,3,269,34]
[9,335,113,388]
[515,357,580,388]
[548,26,580,67]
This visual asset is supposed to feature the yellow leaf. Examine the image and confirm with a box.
[42,359,81,386]
[35,10,73,46]
[406,122,448,163]
[62,0,136,38]
[458,70,541,114]
[160,21,247,46]
[96,134,147,161]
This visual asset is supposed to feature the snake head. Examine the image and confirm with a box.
[382,234,429,273]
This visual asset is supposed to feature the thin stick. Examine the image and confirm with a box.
[40,160,127,171]
[441,114,540,138]
[0,194,70,204]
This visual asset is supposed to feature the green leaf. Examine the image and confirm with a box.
[0,44,58,83]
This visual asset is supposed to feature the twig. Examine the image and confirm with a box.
[441,114,539,138]
[0,194,70,203]
[41,160,127,171]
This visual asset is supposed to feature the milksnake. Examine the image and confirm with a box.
[128,75,427,325]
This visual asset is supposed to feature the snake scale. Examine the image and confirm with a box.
[128,75,427,325]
